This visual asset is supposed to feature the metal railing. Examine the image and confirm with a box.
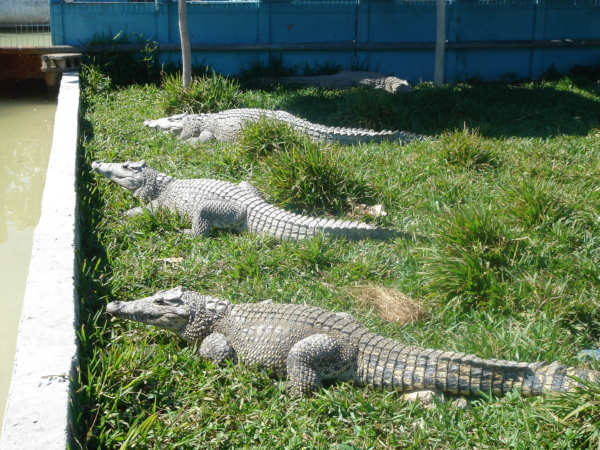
[0,0,51,46]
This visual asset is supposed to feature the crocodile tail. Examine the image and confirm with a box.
[306,124,426,146]
[251,77,308,89]
[312,126,400,146]
[246,203,408,241]
[244,110,426,146]
[357,337,599,396]
[307,215,410,242]
[251,72,393,90]
[253,74,353,90]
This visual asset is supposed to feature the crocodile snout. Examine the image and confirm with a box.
[106,301,122,314]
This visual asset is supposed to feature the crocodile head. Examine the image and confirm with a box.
[106,287,230,344]
[106,287,191,336]
[91,160,147,193]
[385,78,412,94]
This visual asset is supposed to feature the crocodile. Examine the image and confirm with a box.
[91,160,411,240]
[106,287,599,397]
[143,108,427,145]
[251,70,413,94]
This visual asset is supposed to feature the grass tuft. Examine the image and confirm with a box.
[256,138,372,214]
[505,179,573,228]
[238,53,299,83]
[238,116,305,159]
[298,58,343,76]
[158,71,241,115]
[80,64,112,98]
[439,127,499,170]
[424,202,524,310]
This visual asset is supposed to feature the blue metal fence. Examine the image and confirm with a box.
[49,0,600,82]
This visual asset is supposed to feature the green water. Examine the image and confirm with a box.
[0,96,56,436]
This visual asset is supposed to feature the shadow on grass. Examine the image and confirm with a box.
[72,135,115,447]
[274,80,600,139]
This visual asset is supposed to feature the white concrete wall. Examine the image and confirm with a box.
[0,72,80,450]
[0,0,50,27]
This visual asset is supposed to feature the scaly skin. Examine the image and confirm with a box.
[143,108,427,145]
[91,160,412,241]
[106,287,599,397]
[253,71,413,94]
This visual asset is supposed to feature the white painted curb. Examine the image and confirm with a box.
[0,72,80,450]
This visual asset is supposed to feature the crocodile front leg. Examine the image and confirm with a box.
[285,334,358,396]
[187,130,215,144]
[185,200,247,237]
[199,333,236,365]
[124,200,161,217]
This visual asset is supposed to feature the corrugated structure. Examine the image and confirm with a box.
[49,0,600,83]
[0,0,51,46]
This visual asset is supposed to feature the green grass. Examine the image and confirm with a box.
[74,65,600,449]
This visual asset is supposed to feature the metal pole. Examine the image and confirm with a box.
[178,0,192,88]
[434,0,446,88]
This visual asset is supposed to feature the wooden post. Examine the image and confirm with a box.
[178,0,192,88]
[434,0,446,88]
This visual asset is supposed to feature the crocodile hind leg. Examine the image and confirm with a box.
[238,181,263,200]
[285,334,358,396]
[185,201,247,237]
[199,333,236,365]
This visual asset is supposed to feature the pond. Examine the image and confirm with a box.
[0,94,56,436]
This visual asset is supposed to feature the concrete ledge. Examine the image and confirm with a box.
[1,38,600,55]
[0,72,80,450]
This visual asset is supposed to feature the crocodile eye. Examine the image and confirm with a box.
[154,298,166,305]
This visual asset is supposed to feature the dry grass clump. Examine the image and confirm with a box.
[351,285,425,324]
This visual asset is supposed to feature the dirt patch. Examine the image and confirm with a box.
[351,285,425,324]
